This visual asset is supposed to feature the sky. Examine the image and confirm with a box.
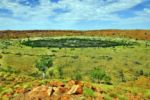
[0,0,150,30]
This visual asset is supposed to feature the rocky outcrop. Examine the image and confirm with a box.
[13,80,104,100]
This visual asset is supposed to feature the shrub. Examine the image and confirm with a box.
[57,66,64,79]
[29,70,41,78]
[0,55,2,59]
[74,71,82,81]
[46,67,60,79]
[16,52,22,56]
[104,76,112,84]
[133,61,142,65]
[0,66,18,74]
[36,56,53,72]
[117,70,126,82]
[51,50,57,52]
[35,56,53,78]
[71,56,79,59]
[135,70,144,79]
[90,68,111,84]
[109,92,118,98]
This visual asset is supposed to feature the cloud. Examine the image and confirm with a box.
[0,0,149,30]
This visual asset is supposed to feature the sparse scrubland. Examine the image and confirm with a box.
[0,30,150,100]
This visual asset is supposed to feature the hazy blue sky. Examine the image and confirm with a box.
[0,0,150,30]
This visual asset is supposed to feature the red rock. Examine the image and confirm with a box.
[75,81,83,87]
[53,87,62,96]
[113,97,119,100]
[67,85,83,95]
[47,87,53,96]
[67,85,79,94]
[61,94,72,100]
[27,86,51,99]
[67,80,75,86]
[75,80,80,84]
[50,95,60,100]
[59,87,68,93]
[15,88,25,94]
[4,93,12,97]
[50,81,65,87]
[76,86,83,94]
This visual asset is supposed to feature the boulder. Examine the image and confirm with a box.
[67,80,75,86]
[67,85,83,95]
[76,86,83,94]
[59,87,68,93]
[27,86,51,99]
[49,81,65,87]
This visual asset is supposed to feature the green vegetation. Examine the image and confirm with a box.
[83,87,95,97]
[74,71,82,81]
[22,38,135,48]
[35,56,53,78]
[0,37,149,82]
[90,68,111,84]
[0,36,150,99]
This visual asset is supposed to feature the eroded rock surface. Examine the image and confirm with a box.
[13,80,104,100]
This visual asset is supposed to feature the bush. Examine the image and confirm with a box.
[35,56,53,78]
[36,56,53,72]
[0,66,18,74]
[51,50,57,52]
[0,55,2,59]
[46,67,60,79]
[117,70,126,82]
[29,70,41,78]
[57,66,64,79]
[90,68,111,84]
[16,52,22,56]
[74,72,82,81]
[109,92,118,98]
[133,61,142,65]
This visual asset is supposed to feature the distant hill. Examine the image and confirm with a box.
[0,30,150,40]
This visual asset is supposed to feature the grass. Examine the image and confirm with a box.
[83,87,95,97]
[0,36,150,82]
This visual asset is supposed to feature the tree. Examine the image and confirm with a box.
[90,68,111,84]
[36,56,53,78]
